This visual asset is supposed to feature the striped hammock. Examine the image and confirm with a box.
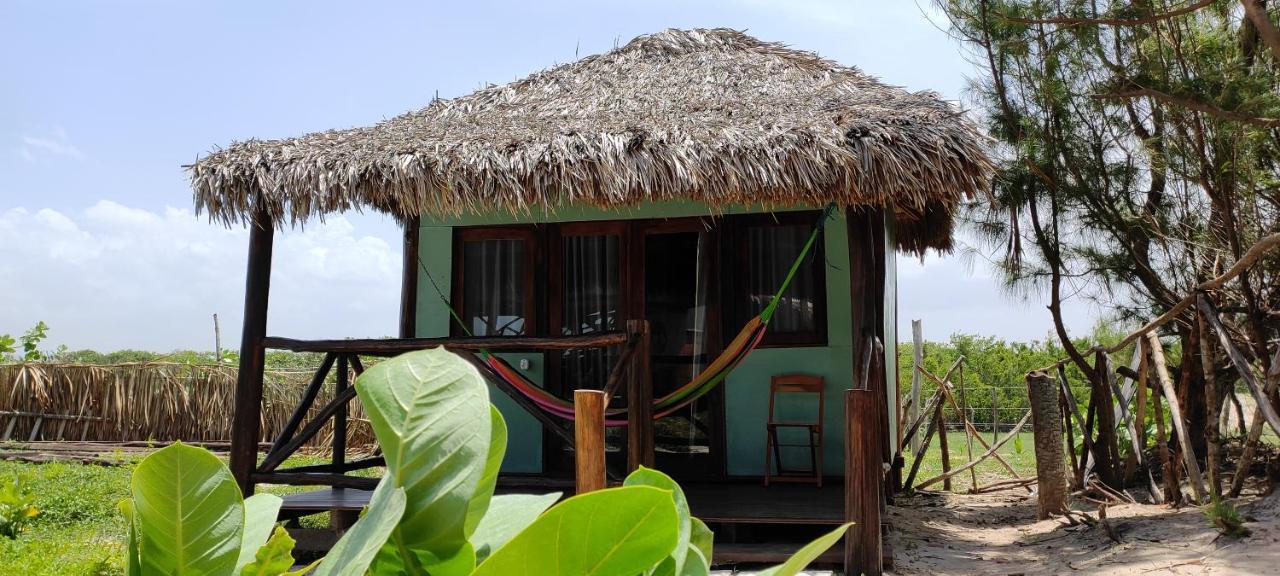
[458,205,834,425]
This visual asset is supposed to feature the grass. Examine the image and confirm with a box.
[905,430,1039,491]
[0,453,359,575]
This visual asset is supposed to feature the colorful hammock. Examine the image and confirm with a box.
[440,205,834,426]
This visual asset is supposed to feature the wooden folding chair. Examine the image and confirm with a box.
[764,374,824,487]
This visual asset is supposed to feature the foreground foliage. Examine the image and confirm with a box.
[119,348,849,575]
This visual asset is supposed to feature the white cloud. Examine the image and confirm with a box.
[0,201,401,351]
[17,128,84,162]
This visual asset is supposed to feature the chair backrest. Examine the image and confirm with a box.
[768,374,825,424]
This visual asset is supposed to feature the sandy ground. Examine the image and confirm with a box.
[890,487,1280,575]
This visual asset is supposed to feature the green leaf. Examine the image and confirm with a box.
[688,518,713,564]
[239,526,296,576]
[465,405,508,537]
[355,348,492,564]
[473,486,679,576]
[680,547,710,576]
[118,499,141,576]
[313,478,408,576]
[131,442,244,576]
[756,522,851,576]
[237,493,283,573]
[470,492,561,563]
[624,467,690,575]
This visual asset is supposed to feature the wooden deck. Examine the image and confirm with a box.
[279,480,843,523]
[279,478,846,565]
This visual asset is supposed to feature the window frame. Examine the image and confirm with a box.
[451,225,540,338]
[726,211,828,348]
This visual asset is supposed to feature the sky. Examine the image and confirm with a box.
[0,0,1098,352]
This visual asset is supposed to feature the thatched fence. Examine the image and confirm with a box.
[0,362,374,452]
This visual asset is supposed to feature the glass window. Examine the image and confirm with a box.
[460,237,530,336]
[740,215,825,345]
[559,233,621,390]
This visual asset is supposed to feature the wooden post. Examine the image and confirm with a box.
[991,387,998,445]
[626,320,653,472]
[936,406,951,491]
[845,389,883,576]
[399,216,420,339]
[1230,348,1280,497]
[956,365,977,492]
[230,208,274,496]
[1026,371,1068,519]
[909,320,923,455]
[1092,349,1121,489]
[1145,331,1206,503]
[844,208,886,576]
[1196,307,1221,498]
[574,390,607,494]
[333,355,349,471]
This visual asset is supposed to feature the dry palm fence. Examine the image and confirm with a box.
[0,361,375,454]
[1023,234,1280,521]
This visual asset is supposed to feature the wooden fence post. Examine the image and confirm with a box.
[1092,349,1121,489]
[845,389,883,576]
[574,390,607,494]
[1026,371,1068,519]
[626,320,654,472]
[936,407,951,491]
[1145,331,1207,503]
[910,320,923,455]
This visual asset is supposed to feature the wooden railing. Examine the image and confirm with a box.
[245,326,647,492]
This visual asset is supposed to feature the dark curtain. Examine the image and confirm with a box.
[559,235,620,391]
[747,225,816,332]
[462,239,526,336]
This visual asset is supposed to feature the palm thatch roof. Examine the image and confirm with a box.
[189,28,991,253]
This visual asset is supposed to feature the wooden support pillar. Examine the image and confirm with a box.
[626,320,653,472]
[230,208,274,496]
[399,216,420,339]
[844,207,886,576]
[574,390,607,494]
[1026,371,1067,519]
[845,389,883,576]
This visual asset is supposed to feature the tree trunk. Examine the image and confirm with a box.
[1027,371,1068,519]
[1175,325,1208,458]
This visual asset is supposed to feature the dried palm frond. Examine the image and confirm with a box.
[189,28,993,255]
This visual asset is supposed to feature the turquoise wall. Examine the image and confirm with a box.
[415,200,897,476]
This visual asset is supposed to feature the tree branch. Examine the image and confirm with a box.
[1241,0,1280,61]
[1001,0,1215,27]
[1097,88,1280,127]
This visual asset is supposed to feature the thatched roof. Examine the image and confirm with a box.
[189,28,991,253]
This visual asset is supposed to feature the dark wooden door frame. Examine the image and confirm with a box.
[629,216,727,480]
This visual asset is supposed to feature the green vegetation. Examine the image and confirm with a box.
[4,349,848,575]
[0,476,40,539]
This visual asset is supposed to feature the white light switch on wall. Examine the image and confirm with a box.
[519,358,531,370]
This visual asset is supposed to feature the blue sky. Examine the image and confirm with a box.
[0,0,1097,351]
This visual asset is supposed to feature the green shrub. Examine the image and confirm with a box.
[0,476,39,538]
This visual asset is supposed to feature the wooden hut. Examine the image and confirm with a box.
[189,28,991,574]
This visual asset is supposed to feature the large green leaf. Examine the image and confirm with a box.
[470,492,560,563]
[355,348,492,565]
[118,499,140,576]
[313,478,408,576]
[473,486,679,576]
[465,405,508,537]
[756,522,851,576]
[679,547,710,576]
[237,493,283,573]
[624,467,690,576]
[131,442,244,576]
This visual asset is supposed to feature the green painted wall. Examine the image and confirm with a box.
[415,201,897,476]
